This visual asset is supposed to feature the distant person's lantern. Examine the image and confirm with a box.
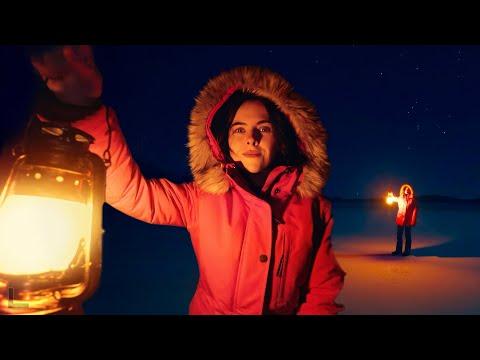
[386,191,395,205]
[0,117,106,314]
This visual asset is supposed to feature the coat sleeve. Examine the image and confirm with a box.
[296,198,346,315]
[411,199,418,226]
[37,105,198,228]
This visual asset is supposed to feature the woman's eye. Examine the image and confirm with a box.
[259,126,272,133]
[232,128,245,134]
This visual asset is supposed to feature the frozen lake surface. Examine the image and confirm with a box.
[333,200,480,314]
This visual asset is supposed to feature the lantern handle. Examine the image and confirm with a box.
[9,115,43,158]
[11,108,112,169]
[0,154,26,208]
[102,106,112,168]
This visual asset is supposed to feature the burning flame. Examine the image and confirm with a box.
[0,195,90,275]
[386,192,395,205]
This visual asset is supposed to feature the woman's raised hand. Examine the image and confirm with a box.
[30,45,103,107]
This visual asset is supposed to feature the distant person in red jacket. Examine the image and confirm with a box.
[388,184,418,256]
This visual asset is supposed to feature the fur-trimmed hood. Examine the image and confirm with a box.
[399,184,414,197]
[188,66,330,198]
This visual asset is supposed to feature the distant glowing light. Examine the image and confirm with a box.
[386,192,395,205]
[56,176,64,183]
[34,173,42,180]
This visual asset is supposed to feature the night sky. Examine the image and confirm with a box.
[1,45,479,199]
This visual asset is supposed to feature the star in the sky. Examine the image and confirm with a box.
[407,103,417,117]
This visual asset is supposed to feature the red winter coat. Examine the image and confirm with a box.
[40,66,345,315]
[395,195,418,227]
[394,185,418,226]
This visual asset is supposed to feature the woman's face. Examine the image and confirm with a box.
[228,100,277,173]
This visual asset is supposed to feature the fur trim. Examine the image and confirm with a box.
[188,66,330,198]
[399,184,414,197]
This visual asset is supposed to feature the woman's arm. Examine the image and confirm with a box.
[30,45,197,228]
[65,106,198,227]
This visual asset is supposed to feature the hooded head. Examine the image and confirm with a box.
[188,66,330,198]
[209,90,307,175]
[399,184,414,198]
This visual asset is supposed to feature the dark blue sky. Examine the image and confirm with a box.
[1,45,479,199]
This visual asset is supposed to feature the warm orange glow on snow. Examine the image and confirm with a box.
[334,235,480,314]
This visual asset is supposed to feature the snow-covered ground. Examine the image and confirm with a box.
[332,200,480,314]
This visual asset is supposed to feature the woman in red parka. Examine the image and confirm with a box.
[390,184,418,256]
[29,46,346,315]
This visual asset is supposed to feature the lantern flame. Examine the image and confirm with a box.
[0,195,90,275]
[386,191,395,205]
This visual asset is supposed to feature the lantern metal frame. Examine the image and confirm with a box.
[0,116,106,314]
